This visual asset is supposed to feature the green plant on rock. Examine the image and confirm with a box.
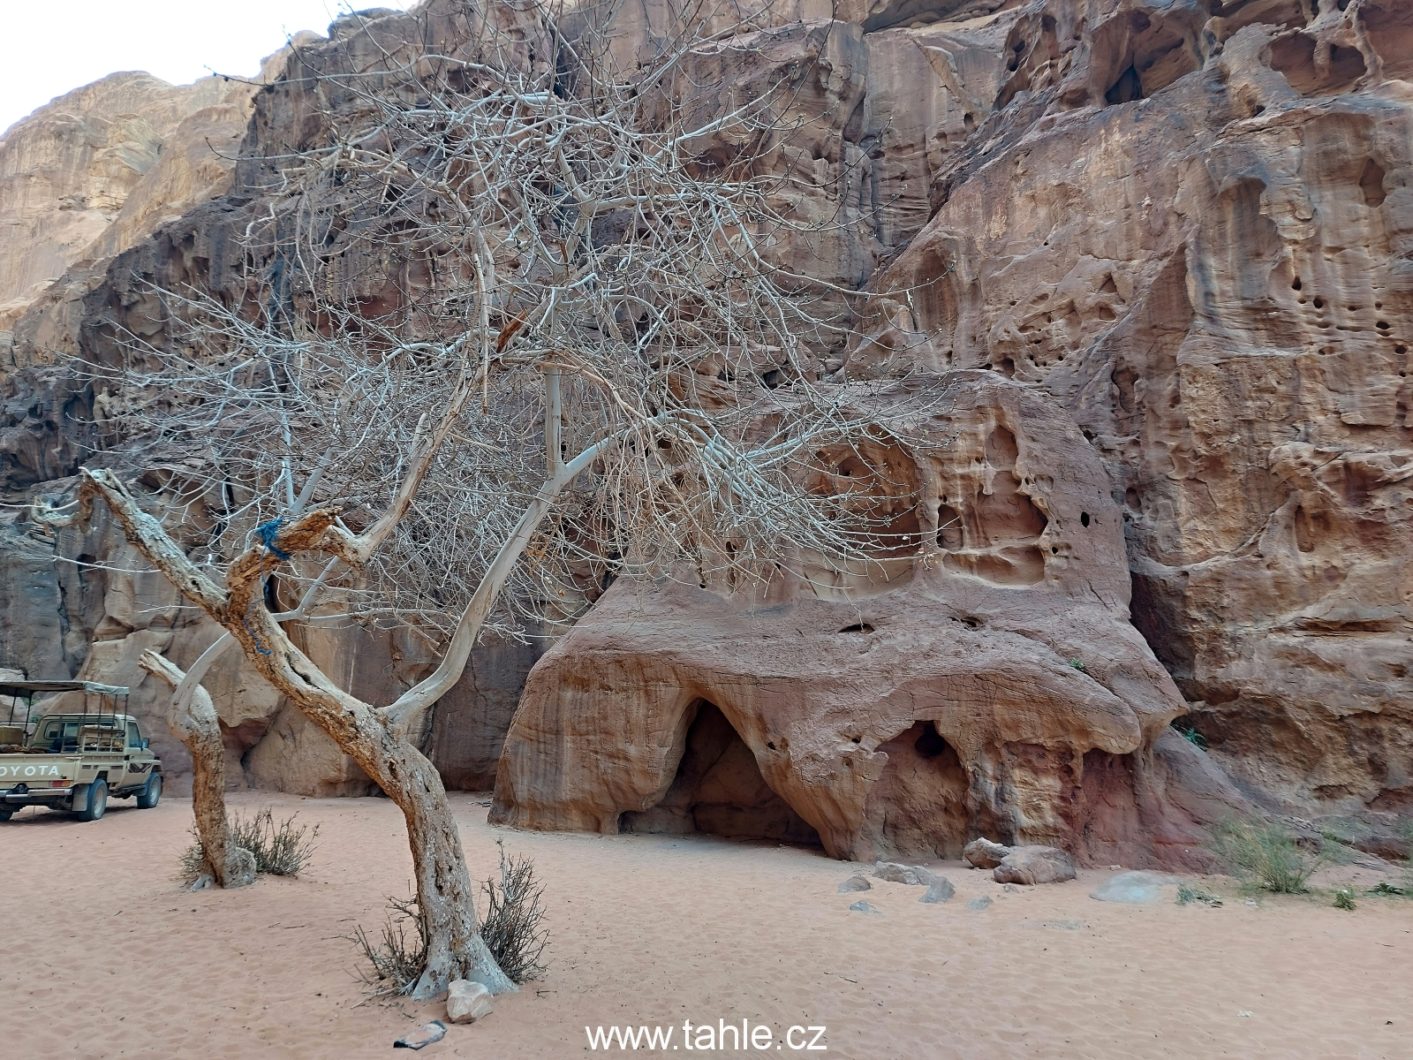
[1172,722,1207,749]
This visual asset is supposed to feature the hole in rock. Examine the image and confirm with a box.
[620,701,820,846]
[838,622,875,634]
[1105,64,1144,105]
[1080,511,1091,527]
[866,722,969,858]
[936,503,964,550]
[1269,33,1366,94]
[914,721,947,759]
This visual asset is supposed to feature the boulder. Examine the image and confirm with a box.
[963,839,1010,870]
[446,980,494,1025]
[993,846,1077,886]
[837,875,872,893]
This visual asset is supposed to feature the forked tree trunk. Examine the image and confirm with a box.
[84,472,520,998]
[140,651,256,888]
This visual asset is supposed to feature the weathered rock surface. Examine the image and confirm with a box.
[0,5,545,791]
[0,0,1408,827]
[993,846,1077,886]
[838,874,873,893]
[0,71,258,342]
[492,372,1246,866]
[851,0,1413,821]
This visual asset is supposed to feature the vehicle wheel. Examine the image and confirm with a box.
[0,808,13,822]
[77,777,108,821]
[136,773,162,809]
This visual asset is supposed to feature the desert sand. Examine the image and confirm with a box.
[3,791,1410,1059]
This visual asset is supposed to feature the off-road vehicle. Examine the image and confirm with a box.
[0,680,162,821]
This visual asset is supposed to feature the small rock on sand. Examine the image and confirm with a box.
[992,846,1076,885]
[446,980,494,1024]
[1090,870,1179,904]
[848,900,882,915]
[838,875,872,893]
[967,896,993,911]
[919,878,955,904]
[873,861,938,886]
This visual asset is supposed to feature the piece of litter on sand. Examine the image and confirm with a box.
[1238,1011,1254,1019]
[394,1020,448,1050]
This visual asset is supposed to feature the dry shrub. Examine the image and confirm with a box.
[178,808,318,883]
[480,840,549,984]
[352,896,426,997]
[351,842,548,996]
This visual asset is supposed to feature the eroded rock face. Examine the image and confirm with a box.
[492,372,1246,866]
[851,0,1413,817]
[0,72,259,344]
[1,0,1408,823]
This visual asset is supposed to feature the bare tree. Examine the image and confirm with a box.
[50,1,934,998]
[140,651,257,889]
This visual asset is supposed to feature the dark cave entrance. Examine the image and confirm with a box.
[866,720,971,858]
[620,700,820,847]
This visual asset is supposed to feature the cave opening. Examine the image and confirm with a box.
[1105,64,1144,105]
[864,720,970,858]
[619,700,820,847]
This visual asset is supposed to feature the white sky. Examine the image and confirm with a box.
[1,0,421,135]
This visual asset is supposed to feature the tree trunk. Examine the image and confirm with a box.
[85,470,515,997]
[139,651,256,889]
[401,750,514,998]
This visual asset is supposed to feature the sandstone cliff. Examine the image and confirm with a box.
[0,0,1408,861]
[0,72,248,341]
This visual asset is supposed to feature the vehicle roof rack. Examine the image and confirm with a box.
[0,680,130,697]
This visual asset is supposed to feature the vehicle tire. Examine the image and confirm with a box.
[0,807,13,822]
[77,777,108,821]
[136,773,162,809]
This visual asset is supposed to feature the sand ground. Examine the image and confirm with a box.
[2,791,1410,1059]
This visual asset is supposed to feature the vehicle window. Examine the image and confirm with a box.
[127,722,141,748]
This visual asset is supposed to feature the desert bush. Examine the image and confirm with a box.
[352,896,427,997]
[1175,883,1222,907]
[1332,888,1356,911]
[352,843,548,996]
[480,841,549,984]
[179,809,318,883]
[1208,819,1325,894]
